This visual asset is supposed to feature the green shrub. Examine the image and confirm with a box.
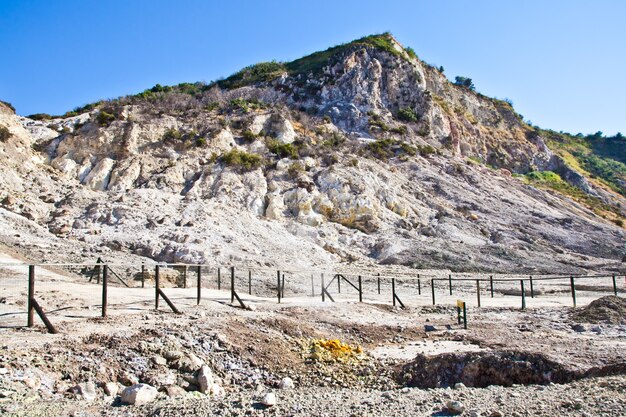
[397,107,419,123]
[221,149,263,171]
[163,128,183,142]
[28,113,53,121]
[241,130,257,142]
[196,137,207,147]
[205,102,220,111]
[454,76,475,91]
[230,98,267,113]
[267,139,299,159]
[219,61,287,89]
[390,125,408,135]
[614,218,624,227]
[287,162,305,178]
[405,47,417,59]
[417,144,437,156]
[0,126,12,142]
[96,111,116,127]
[322,132,346,148]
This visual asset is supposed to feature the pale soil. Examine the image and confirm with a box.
[1,253,625,416]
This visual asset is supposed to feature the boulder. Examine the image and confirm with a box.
[261,392,277,407]
[197,365,214,393]
[120,383,158,406]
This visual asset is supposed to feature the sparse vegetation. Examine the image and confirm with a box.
[96,111,116,127]
[219,61,287,89]
[266,139,299,159]
[322,132,346,148]
[241,130,257,142]
[27,113,53,121]
[0,126,12,142]
[287,162,305,178]
[367,139,417,160]
[221,149,263,171]
[397,107,419,123]
[454,76,475,91]
[230,98,267,113]
[0,100,15,113]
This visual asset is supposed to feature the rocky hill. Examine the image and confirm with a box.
[1,33,624,273]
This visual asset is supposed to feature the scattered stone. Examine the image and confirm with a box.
[197,365,214,393]
[278,377,294,390]
[446,400,465,415]
[261,392,277,407]
[454,382,467,390]
[177,353,204,372]
[165,385,187,398]
[571,324,586,332]
[120,383,158,406]
[208,383,224,397]
[71,382,97,401]
[163,350,184,361]
[489,412,503,417]
[118,373,139,386]
[103,382,119,397]
[425,325,437,332]
[152,355,167,366]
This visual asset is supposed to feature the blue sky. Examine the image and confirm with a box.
[1,0,624,135]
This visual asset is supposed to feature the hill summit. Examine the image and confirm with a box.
[0,33,624,273]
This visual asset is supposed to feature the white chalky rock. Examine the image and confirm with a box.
[208,383,224,397]
[104,382,119,397]
[446,400,465,415]
[121,383,158,405]
[278,377,294,390]
[261,392,277,406]
[197,365,214,393]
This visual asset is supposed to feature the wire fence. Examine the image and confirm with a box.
[1,261,624,332]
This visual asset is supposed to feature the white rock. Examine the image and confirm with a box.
[454,382,467,390]
[83,157,115,191]
[104,382,119,397]
[261,392,277,407]
[278,377,294,390]
[446,400,465,415]
[121,383,158,406]
[197,365,214,393]
[73,381,97,401]
[208,383,224,397]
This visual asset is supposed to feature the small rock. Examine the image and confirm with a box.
[177,353,204,372]
[118,373,139,386]
[208,383,224,397]
[571,324,586,332]
[165,385,187,398]
[454,382,467,390]
[261,392,277,407]
[197,365,214,393]
[446,400,465,415]
[152,355,167,366]
[103,382,119,397]
[163,350,183,361]
[489,412,503,417]
[425,325,437,332]
[71,382,97,401]
[121,383,158,406]
[278,377,294,390]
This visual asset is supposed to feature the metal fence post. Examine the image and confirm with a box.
[377,273,381,294]
[476,279,481,307]
[358,275,362,302]
[321,273,325,302]
[530,275,534,298]
[417,274,421,295]
[392,278,396,306]
[28,265,35,327]
[277,270,281,303]
[613,274,618,296]
[449,274,453,295]
[197,266,201,305]
[155,265,160,310]
[248,270,252,295]
[490,275,494,298]
[431,278,436,305]
[141,264,145,288]
[520,279,526,310]
[570,275,577,307]
[102,265,108,317]
[217,267,221,290]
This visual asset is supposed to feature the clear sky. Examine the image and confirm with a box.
[1,0,624,135]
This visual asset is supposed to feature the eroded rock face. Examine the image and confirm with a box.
[0,35,624,273]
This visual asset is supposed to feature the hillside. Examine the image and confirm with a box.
[0,33,624,273]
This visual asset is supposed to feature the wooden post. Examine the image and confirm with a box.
[337,274,341,293]
[358,275,362,302]
[392,278,396,306]
[102,265,108,317]
[462,302,467,330]
[248,270,252,295]
[431,278,436,305]
[417,274,421,295]
[27,265,35,327]
[230,266,235,304]
[570,275,577,307]
[321,273,325,302]
[476,279,481,308]
[197,266,201,305]
[613,274,618,296]
[449,274,453,295]
[490,275,494,298]
[277,270,281,303]
[141,264,145,288]
[377,273,381,294]
[311,274,315,297]
[155,265,160,310]
[217,267,221,290]
[183,266,187,289]
[520,279,526,310]
[281,273,285,298]
[529,275,534,298]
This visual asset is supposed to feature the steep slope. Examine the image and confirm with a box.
[0,34,624,273]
